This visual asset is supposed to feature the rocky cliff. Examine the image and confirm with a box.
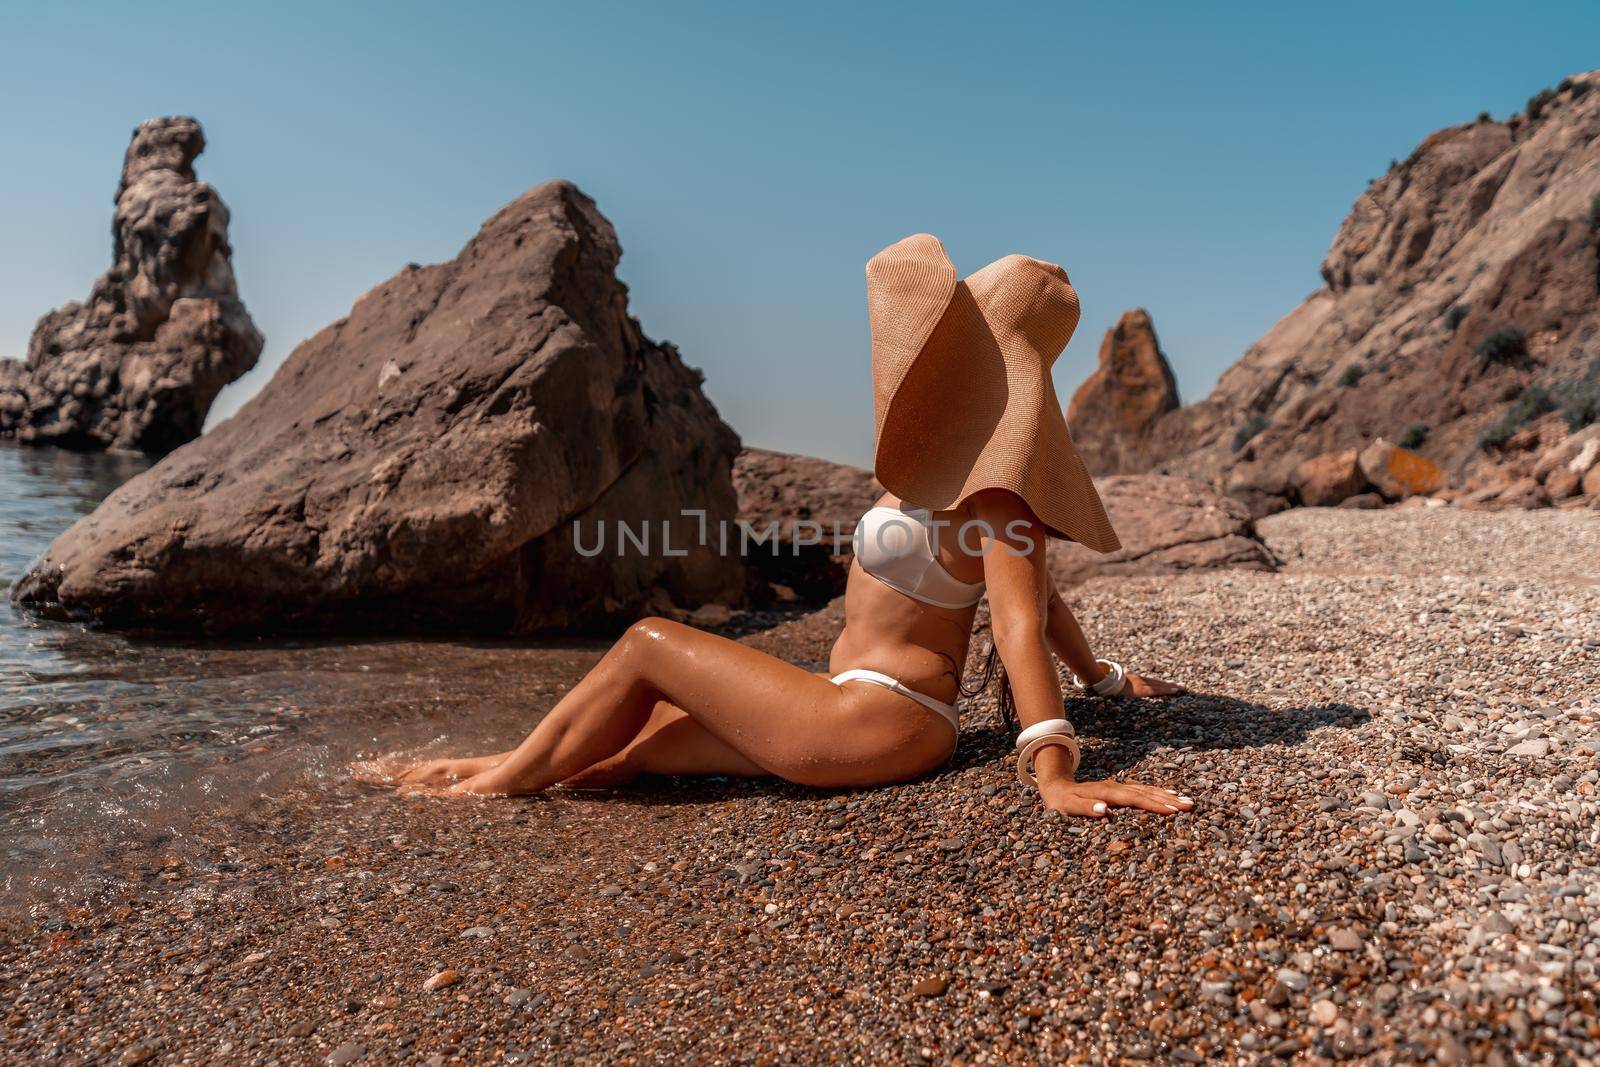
[14,181,745,634]
[1095,72,1600,511]
[0,117,262,453]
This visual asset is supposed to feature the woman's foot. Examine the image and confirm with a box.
[448,766,528,796]
[359,754,506,788]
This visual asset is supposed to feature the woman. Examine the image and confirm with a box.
[380,234,1192,818]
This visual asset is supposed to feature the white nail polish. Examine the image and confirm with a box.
[1178,796,1193,803]
[1093,802,1107,814]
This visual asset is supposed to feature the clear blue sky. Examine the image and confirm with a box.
[2,2,1595,465]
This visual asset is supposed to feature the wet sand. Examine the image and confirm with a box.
[3,508,1598,1064]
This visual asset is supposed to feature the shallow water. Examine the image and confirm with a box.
[0,441,602,905]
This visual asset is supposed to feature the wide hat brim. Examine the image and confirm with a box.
[865,233,1121,553]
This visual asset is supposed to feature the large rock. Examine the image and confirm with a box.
[1584,462,1600,498]
[13,181,744,635]
[0,117,261,453]
[1291,449,1370,507]
[1222,468,1295,520]
[732,448,882,602]
[1356,438,1446,500]
[1120,71,1600,506]
[1047,475,1277,587]
[1065,309,1181,476]
[1532,423,1600,483]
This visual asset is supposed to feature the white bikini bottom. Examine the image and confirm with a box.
[829,668,959,733]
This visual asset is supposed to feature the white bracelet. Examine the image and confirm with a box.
[1016,733,1081,786]
[1015,718,1076,751]
[1072,658,1126,697]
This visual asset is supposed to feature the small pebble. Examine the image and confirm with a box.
[423,970,461,991]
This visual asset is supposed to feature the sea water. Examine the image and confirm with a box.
[0,440,600,904]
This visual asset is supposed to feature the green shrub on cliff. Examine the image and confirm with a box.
[1527,88,1557,121]
[1589,193,1600,231]
[1475,326,1528,365]
[1560,356,1600,430]
[1337,365,1364,388]
[1443,304,1468,331]
[1478,386,1554,448]
[1399,423,1429,450]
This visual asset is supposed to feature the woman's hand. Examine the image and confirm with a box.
[1122,670,1186,697]
[1037,774,1194,818]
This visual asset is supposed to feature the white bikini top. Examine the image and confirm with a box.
[852,503,986,609]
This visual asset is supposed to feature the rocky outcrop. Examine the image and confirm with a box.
[729,449,1274,593]
[1047,475,1276,587]
[1279,440,1447,509]
[0,118,261,453]
[13,181,745,635]
[1451,418,1600,509]
[732,448,882,602]
[1065,309,1180,476]
[1110,71,1600,511]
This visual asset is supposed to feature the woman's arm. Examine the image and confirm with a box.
[969,489,1191,818]
[969,489,1067,730]
[1047,586,1188,697]
[1046,586,1109,687]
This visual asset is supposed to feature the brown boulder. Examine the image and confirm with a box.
[1048,475,1276,587]
[1065,309,1181,476]
[1584,463,1600,498]
[1357,438,1446,499]
[733,448,882,538]
[1546,467,1582,499]
[1223,469,1294,520]
[0,117,261,453]
[1291,449,1371,507]
[1532,423,1600,482]
[13,181,744,634]
[1489,477,1551,510]
[733,448,882,602]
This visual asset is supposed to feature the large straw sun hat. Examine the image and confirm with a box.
[865,232,1121,552]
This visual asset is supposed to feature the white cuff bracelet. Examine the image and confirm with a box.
[1015,718,1080,786]
[1015,718,1076,750]
[1016,733,1080,786]
[1072,658,1126,697]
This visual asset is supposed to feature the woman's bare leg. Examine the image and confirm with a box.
[560,702,767,787]
[383,671,837,791]
[447,616,951,795]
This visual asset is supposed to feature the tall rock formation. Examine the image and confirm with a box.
[1097,71,1600,509]
[14,181,745,635]
[1066,309,1181,476]
[0,117,262,453]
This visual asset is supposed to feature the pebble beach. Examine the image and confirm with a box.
[4,507,1598,1065]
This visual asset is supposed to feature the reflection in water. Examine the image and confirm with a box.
[0,441,598,904]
